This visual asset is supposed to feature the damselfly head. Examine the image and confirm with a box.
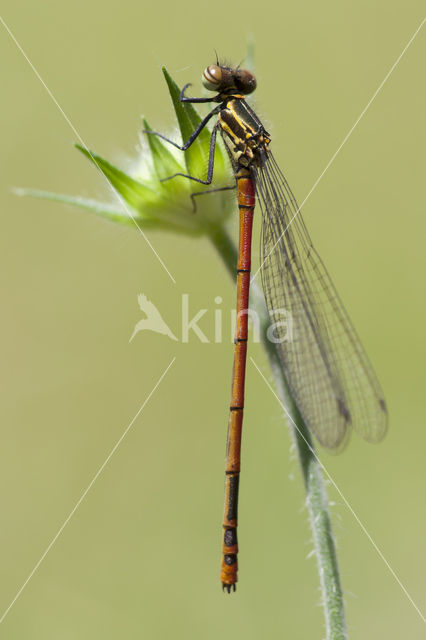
[202,65,257,95]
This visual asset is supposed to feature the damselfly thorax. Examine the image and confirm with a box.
[217,97,271,168]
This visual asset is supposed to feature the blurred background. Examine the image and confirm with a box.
[1,1,425,638]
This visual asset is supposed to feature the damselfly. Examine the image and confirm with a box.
[146,62,387,593]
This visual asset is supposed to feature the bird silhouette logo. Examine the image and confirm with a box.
[129,294,178,343]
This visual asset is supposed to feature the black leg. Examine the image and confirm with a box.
[144,106,220,152]
[190,184,236,212]
[179,83,217,104]
[160,123,219,186]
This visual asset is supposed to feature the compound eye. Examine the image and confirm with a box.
[235,69,257,94]
[202,65,222,91]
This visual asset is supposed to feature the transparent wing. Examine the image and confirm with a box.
[254,152,387,450]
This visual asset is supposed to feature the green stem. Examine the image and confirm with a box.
[210,226,347,640]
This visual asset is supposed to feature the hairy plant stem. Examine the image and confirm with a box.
[210,225,347,640]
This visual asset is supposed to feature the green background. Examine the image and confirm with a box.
[1,1,425,638]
